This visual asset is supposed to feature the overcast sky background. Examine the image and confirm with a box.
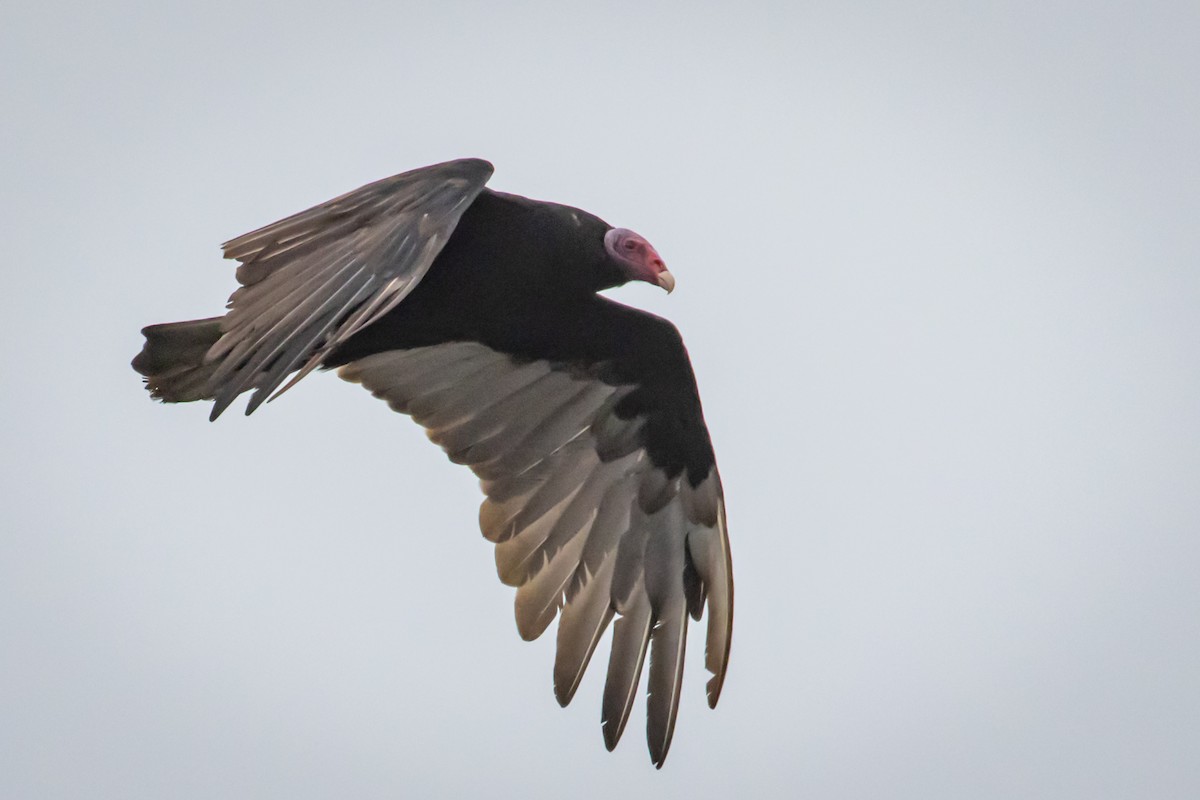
[2,2,1197,797]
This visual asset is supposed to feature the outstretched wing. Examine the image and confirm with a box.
[338,335,733,768]
[206,158,494,419]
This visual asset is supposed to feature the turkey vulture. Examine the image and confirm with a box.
[132,158,732,767]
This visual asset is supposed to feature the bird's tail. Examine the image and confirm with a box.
[131,317,224,403]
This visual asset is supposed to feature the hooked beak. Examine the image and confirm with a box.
[655,269,676,294]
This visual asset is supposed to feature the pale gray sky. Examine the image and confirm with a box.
[2,2,1198,797]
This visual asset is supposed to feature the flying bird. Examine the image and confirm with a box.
[132,158,732,767]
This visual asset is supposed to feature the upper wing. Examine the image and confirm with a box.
[206,158,493,419]
[337,336,733,768]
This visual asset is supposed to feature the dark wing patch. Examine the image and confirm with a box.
[206,158,493,419]
[338,341,732,768]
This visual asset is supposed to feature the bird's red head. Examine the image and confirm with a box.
[604,228,674,293]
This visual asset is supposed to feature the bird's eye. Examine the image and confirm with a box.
[624,240,637,251]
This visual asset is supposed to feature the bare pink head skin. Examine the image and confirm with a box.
[604,227,675,293]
